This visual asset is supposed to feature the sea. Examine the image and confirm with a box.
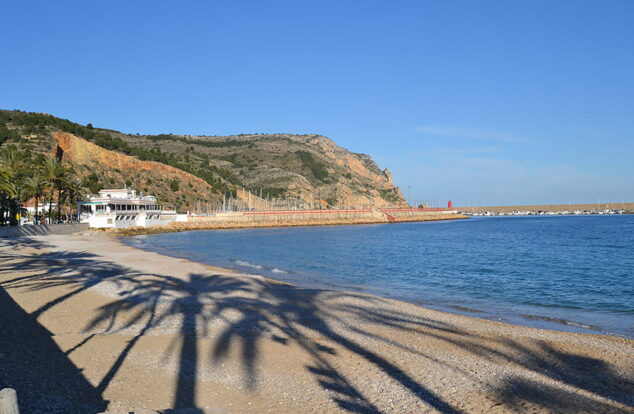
[123,215,634,338]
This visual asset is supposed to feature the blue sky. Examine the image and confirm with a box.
[2,1,633,206]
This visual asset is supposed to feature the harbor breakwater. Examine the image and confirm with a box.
[114,208,466,235]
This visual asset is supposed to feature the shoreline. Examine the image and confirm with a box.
[1,232,632,413]
[109,234,629,341]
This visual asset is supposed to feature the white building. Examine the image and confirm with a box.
[24,202,57,215]
[80,188,179,229]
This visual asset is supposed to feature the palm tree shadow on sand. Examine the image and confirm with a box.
[84,273,254,413]
[85,269,634,414]
[84,271,463,413]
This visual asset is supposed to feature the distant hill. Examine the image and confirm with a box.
[0,110,406,211]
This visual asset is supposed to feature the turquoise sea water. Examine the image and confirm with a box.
[124,215,634,338]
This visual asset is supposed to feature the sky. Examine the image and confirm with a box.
[2,0,633,206]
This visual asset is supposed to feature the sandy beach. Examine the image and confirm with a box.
[1,232,633,414]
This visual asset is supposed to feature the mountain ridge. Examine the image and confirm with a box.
[0,109,407,211]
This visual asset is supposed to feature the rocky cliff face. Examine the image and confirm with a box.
[53,132,217,210]
[115,132,407,209]
[1,110,407,211]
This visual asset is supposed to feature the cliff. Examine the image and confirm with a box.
[120,132,406,209]
[53,132,216,210]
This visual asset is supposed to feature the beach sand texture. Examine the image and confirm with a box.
[0,233,632,414]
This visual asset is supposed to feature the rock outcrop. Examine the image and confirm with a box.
[54,132,217,210]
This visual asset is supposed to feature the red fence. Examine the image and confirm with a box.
[242,208,449,216]
[244,209,372,216]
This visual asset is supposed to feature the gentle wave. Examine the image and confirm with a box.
[520,314,604,332]
[234,260,263,269]
[271,268,288,274]
[233,259,288,274]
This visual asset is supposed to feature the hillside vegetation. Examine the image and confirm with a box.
[0,110,406,211]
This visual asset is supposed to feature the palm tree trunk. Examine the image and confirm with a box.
[0,197,6,226]
[34,196,39,224]
[8,198,19,226]
[57,185,62,222]
[48,189,54,223]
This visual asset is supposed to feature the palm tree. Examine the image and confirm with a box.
[23,173,47,224]
[54,166,78,221]
[0,145,27,174]
[60,175,85,222]
[0,165,14,194]
[56,169,68,221]
[0,144,81,226]
[0,145,27,226]
[0,164,16,226]
[42,158,62,222]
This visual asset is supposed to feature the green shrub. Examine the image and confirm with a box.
[296,150,329,182]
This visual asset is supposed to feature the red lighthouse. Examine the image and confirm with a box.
[448,200,453,210]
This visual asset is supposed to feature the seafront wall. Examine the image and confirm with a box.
[165,209,384,230]
[185,208,464,227]
[0,223,89,238]
[114,209,467,235]
[203,208,385,223]
[380,208,458,222]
